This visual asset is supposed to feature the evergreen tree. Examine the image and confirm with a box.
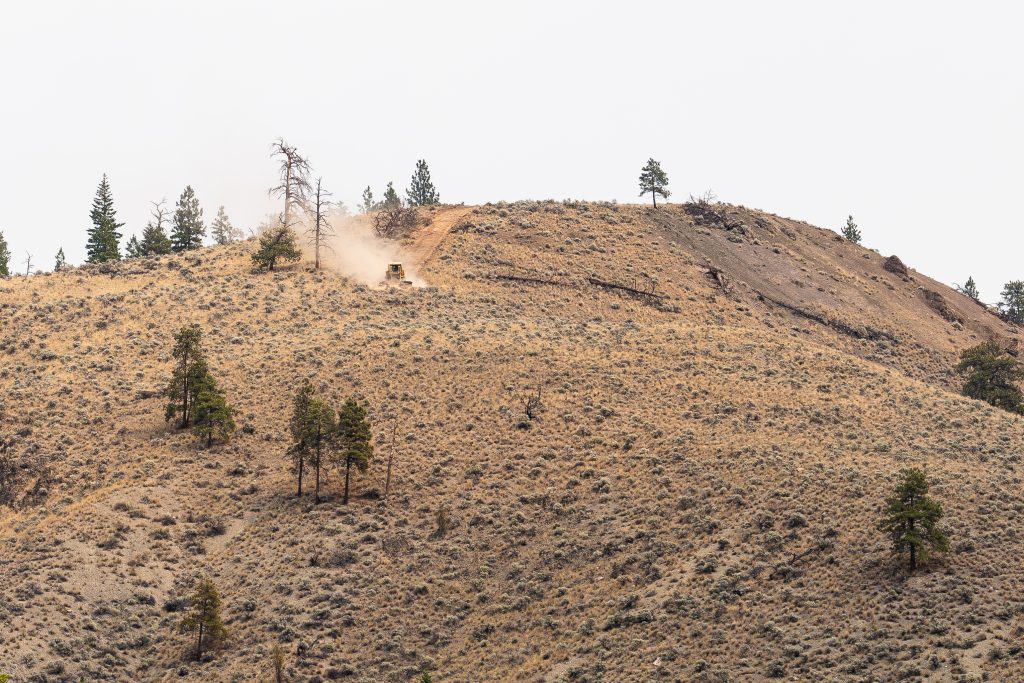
[140,200,173,256]
[289,379,315,498]
[380,182,401,210]
[999,280,1024,323]
[962,276,980,302]
[877,468,949,572]
[85,174,123,263]
[287,378,337,503]
[0,231,10,277]
[638,159,670,208]
[335,398,373,505]
[210,206,238,245]
[361,186,374,214]
[165,325,209,428]
[406,159,440,206]
[53,247,67,273]
[179,578,227,661]
[193,378,235,448]
[841,215,861,244]
[956,341,1024,414]
[251,221,301,272]
[171,186,205,252]
[125,235,143,258]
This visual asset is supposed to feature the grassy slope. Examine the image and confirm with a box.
[1,201,1022,682]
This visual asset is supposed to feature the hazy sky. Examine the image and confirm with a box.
[1,1,1021,300]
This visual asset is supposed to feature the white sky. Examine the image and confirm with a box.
[1,1,1021,301]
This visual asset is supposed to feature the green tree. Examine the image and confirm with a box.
[165,325,210,428]
[0,231,10,277]
[419,672,433,683]
[956,341,1024,414]
[289,379,315,498]
[406,159,440,206]
[125,235,143,258]
[288,378,337,503]
[999,280,1024,323]
[380,182,401,210]
[179,578,227,661]
[211,206,238,245]
[638,158,670,208]
[140,200,173,256]
[336,398,373,505]
[86,174,123,263]
[361,186,375,214]
[877,468,949,572]
[171,185,206,252]
[961,276,980,302]
[54,247,67,272]
[841,215,861,244]
[251,222,301,272]
[193,377,236,448]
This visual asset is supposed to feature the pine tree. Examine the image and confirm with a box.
[380,182,401,210]
[999,281,1024,323]
[336,398,373,505]
[179,578,227,661]
[841,215,861,244]
[361,186,374,214]
[638,159,670,208]
[165,325,209,428]
[877,468,949,572]
[210,206,237,245]
[962,276,980,302]
[406,159,440,206]
[289,379,315,498]
[251,221,301,272]
[0,231,10,277]
[171,186,205,252]
[125,235,143,258]
[193,377,236,448]
[85,174,123,263]
[53,247,66,273]
[306,398,336,503]
[956,341,1024,414]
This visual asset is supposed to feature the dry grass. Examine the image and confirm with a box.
[1,201,1022,681]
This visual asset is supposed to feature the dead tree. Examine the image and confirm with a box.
[269,138,312,228]
[307,177,335,270]
[524,386,542,420]
[23,252,32,276]
[373,205,419,239]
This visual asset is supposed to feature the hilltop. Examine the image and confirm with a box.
[2,200,1023,682]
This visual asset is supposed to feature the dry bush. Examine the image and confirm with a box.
[373,206,420,239]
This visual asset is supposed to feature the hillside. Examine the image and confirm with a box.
[2,201,1024,682]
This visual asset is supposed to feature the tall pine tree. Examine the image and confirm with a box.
[406,159,440,206]
[0,231,10,277]
[53,247,67,273]
[380,182,401,210]
[638,159,670,208]
[125,235,143,258]
[86,174,123,263]
[361,186,374,214]
[841,215,862,244]
[210,206,238,245]
[336,398,373,505]
[171,186,205,252]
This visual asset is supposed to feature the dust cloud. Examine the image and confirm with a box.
[299,214,425,287]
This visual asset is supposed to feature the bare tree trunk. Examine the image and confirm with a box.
[314,426,321,504]
[343,456,351,505]
[652,189,657,208]
[296,455,303,498]
[196,622,204,661]
[385,417,398,504]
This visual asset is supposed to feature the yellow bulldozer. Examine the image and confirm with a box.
[384,262,412,287]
